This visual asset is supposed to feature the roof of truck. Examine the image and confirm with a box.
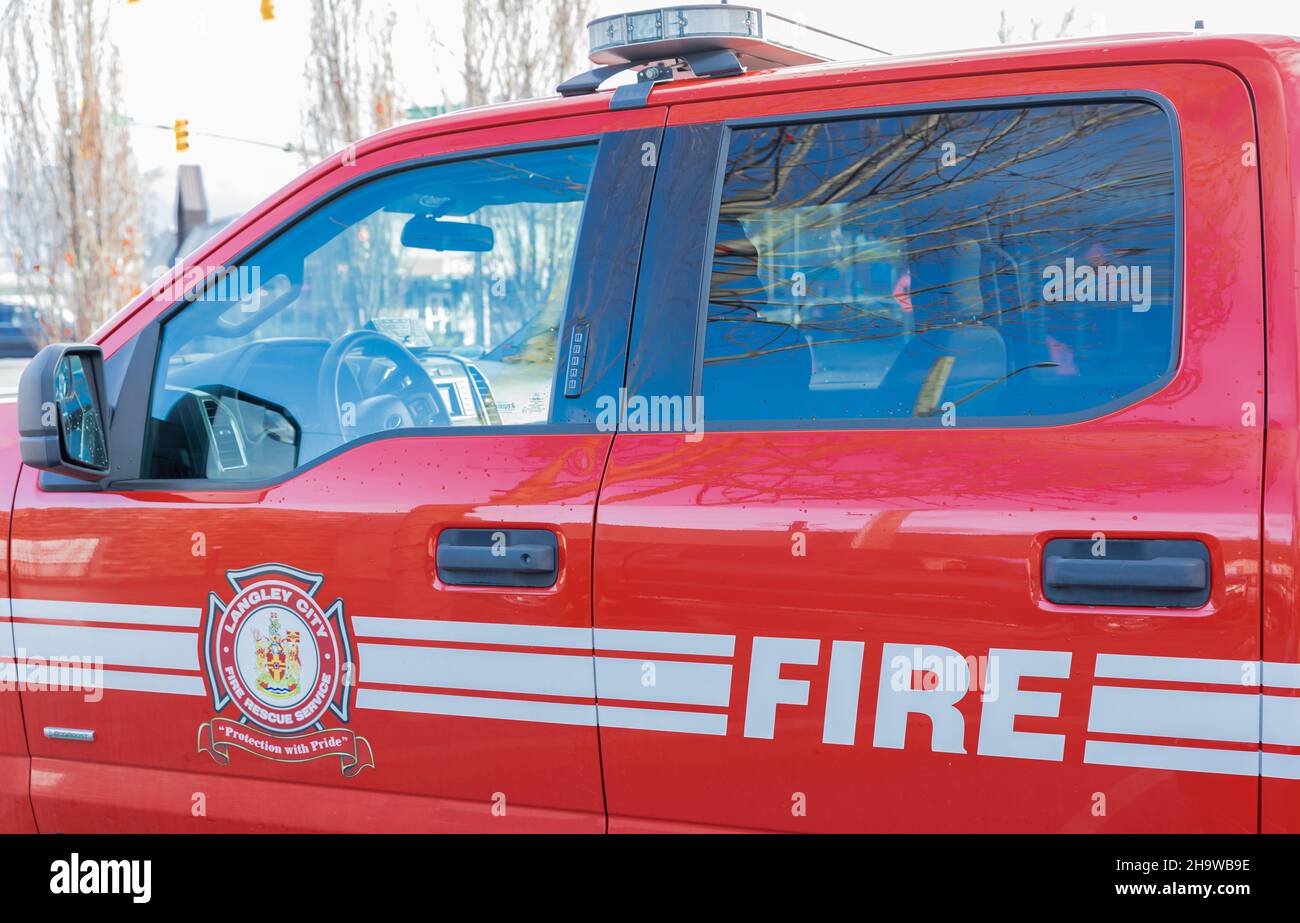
[373,30,1300,141]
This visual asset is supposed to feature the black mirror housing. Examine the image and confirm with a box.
[18,343,112,482]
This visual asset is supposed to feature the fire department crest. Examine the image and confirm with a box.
[197,563,373,777]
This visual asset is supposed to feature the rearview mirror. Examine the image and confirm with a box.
[18,344,111,481]
[401,215,494,252]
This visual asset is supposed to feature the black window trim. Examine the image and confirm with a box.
[41,126,664,493]
[679,89,1186,432]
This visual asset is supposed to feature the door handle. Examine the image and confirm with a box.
[436,528,558,587]
[1042,538,1210,608]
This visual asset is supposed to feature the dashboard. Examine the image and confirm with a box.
[148,333,504,481]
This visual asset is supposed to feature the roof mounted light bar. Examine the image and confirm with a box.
[557,4,886,102]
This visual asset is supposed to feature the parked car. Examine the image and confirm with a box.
[1,10,1298,833]
[0,302,42,359]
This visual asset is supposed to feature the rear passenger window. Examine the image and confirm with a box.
[702,100,1177,425]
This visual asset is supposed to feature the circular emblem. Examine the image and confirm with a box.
[209,579,342,734]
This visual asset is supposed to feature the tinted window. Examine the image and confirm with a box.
[56,354,108,469]
[143,145,595,481]
[702,101,1176,425]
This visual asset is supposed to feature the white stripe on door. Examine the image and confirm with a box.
[357,643,596,698]
[13,622,199,672]
[594,657,732,707]
[1094,653,1253,686]
[352,616,594,650]
[1084,740,1259,776]
[11,598,201,628]
[1087,686,1257,744]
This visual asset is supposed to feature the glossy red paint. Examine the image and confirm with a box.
[0,402,38,833]
[594,57,1274,832]
[11,433,613,832]
[1,32,1298,833]
[5,104,665,833]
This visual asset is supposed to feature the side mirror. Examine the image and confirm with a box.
[17,344,111,482]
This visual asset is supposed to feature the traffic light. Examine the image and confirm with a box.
[261,0,274,21]
[173,119,189,152]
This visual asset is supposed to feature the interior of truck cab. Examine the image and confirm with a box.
[700,101,1178,427]
[141,144,597,481]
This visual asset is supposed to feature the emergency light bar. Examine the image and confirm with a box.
[587,4,881,69]
[558,4,886,100]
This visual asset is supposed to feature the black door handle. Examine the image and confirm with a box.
[436,528,558,587]
[1042,538,1210,608]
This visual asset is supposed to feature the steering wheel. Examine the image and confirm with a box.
[315,330,450,441]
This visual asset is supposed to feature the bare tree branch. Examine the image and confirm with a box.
[1,0,144,340]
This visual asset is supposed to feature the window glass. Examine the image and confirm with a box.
[57,354,108,469]
[144,144,595,481]
[703,101,1177,425]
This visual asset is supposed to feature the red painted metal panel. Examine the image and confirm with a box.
[2,31,1299,833]
[593,62,1268,832]
[0,403,37,832]
[7,102,667,833]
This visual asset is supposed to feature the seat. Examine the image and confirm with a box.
[703,217,812,422]
[875,238,1008,417]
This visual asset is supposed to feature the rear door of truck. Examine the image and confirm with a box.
[591,62,1267,831]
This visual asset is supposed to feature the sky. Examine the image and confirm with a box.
[107,0,1299,240]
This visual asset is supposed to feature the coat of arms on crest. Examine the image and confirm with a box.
[197,563,373,777]
[253,611,302,699]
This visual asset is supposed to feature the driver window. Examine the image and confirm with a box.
[142,144,597,481]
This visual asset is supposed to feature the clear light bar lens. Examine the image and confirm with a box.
[584,4,880,68]
[591,15,626,50]
[670,6,757,38]
[626,11,664,42]
[590,5,759,53]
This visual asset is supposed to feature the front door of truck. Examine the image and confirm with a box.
[10,106,663,831]
[592,65,1266,831]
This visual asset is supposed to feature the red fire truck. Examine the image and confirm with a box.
[2,5,1298,833]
